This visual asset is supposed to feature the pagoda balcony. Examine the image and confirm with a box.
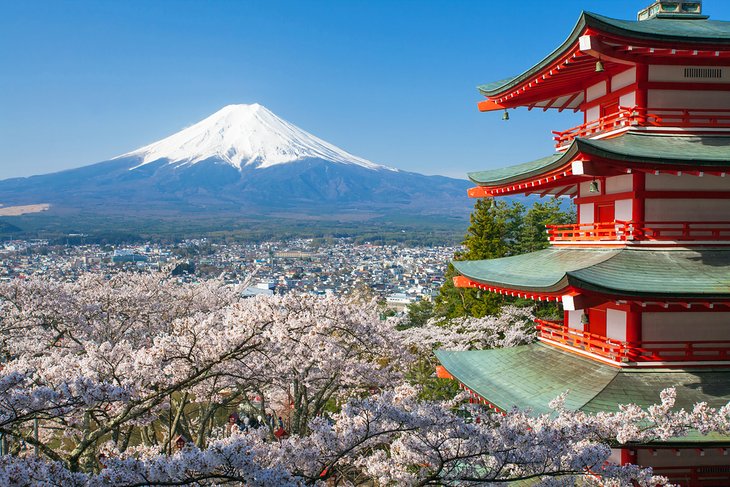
[546,220,730,243]
[553,106,730,150]
[536,319,730,365]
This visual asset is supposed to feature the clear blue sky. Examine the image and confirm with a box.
[2,0,730,180]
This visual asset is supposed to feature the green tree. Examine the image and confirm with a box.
[435,197,575,319]
[517,199,575,253]
[404,299,434,328]
[434,199,516,318]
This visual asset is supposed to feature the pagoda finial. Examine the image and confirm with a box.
[637,1,705,21]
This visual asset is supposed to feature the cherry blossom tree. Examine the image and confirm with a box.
[1,385,729,486]
[0,274,729,486]
[399,305,537,352]
[0,274,404,471]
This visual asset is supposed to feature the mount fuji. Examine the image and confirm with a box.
[0,104,472,228]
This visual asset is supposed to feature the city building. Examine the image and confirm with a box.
[436,1,730,484]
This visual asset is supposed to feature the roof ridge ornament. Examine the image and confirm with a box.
[637,1,707,21]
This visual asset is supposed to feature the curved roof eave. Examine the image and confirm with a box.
[453,248,730,300]
[478,11,730,98]
[575,134,730,166]
[467,133,730,187]
[451,248,619,294]
[477,11,589,97]
[467,143,579,186]
[435,344,730,418]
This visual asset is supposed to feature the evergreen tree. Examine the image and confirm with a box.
[434,199,513,318]
[435,197,575,319]
[517,199,575,254]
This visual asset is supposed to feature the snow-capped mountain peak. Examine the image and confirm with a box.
[119,104,395,171]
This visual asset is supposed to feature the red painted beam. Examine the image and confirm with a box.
[467,186,494,198]
[579,34,638,66]
[452,275,565,302]
[477,99,508,112]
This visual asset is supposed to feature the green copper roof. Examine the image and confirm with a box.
[569,249,730,298]
[467,133,730,186]
[435,344,617,413]
[436,344,730,443]
[577,133,730,165]
[453,248,730,299]
[453,248,618,293]
[467,154,564,187]
[479,11,730,97]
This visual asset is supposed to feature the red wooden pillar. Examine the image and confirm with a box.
[626,306,642,361]
[620,447,636,465]
[632,172,645,228]
[635,63,648,114]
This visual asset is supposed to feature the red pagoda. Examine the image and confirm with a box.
[435,1,730,484]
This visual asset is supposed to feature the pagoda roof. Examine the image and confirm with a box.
[435,343,730,444]
[479,11,730,99]
[468,132,730,187]
[452,248,730,299]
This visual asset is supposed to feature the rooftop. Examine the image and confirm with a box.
[467,132,730,188]
[478,11,730,100]
[436,343,730,444]
[453,247,730,299]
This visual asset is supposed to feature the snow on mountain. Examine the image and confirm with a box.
[119,104,396,172]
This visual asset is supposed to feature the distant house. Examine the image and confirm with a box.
[112,249,148,263]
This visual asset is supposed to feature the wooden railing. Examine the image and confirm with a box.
[653,464,730,487]
[546,221,730,243]
[553,106,730,149]
[634,221,730,241]
[535,319,730,364]
[553,107,635,148]
[641,106,730,129]
[547,221,632,241]
[535,319,629,362]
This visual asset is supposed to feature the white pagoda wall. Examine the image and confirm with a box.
[648,89,730,109]
[645,199,730,221]
[567,309,584,330]
[584,67,637,122]
[578,174,730,224]
[649,65,730,83]
[648,64,730,110]
[645,173,730,191]
[642,312,730,341]
[645,173,730,222]
[606,309,627,341]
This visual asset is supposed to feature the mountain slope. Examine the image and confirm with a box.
[0,104,473,221]
[121,103,393,171]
